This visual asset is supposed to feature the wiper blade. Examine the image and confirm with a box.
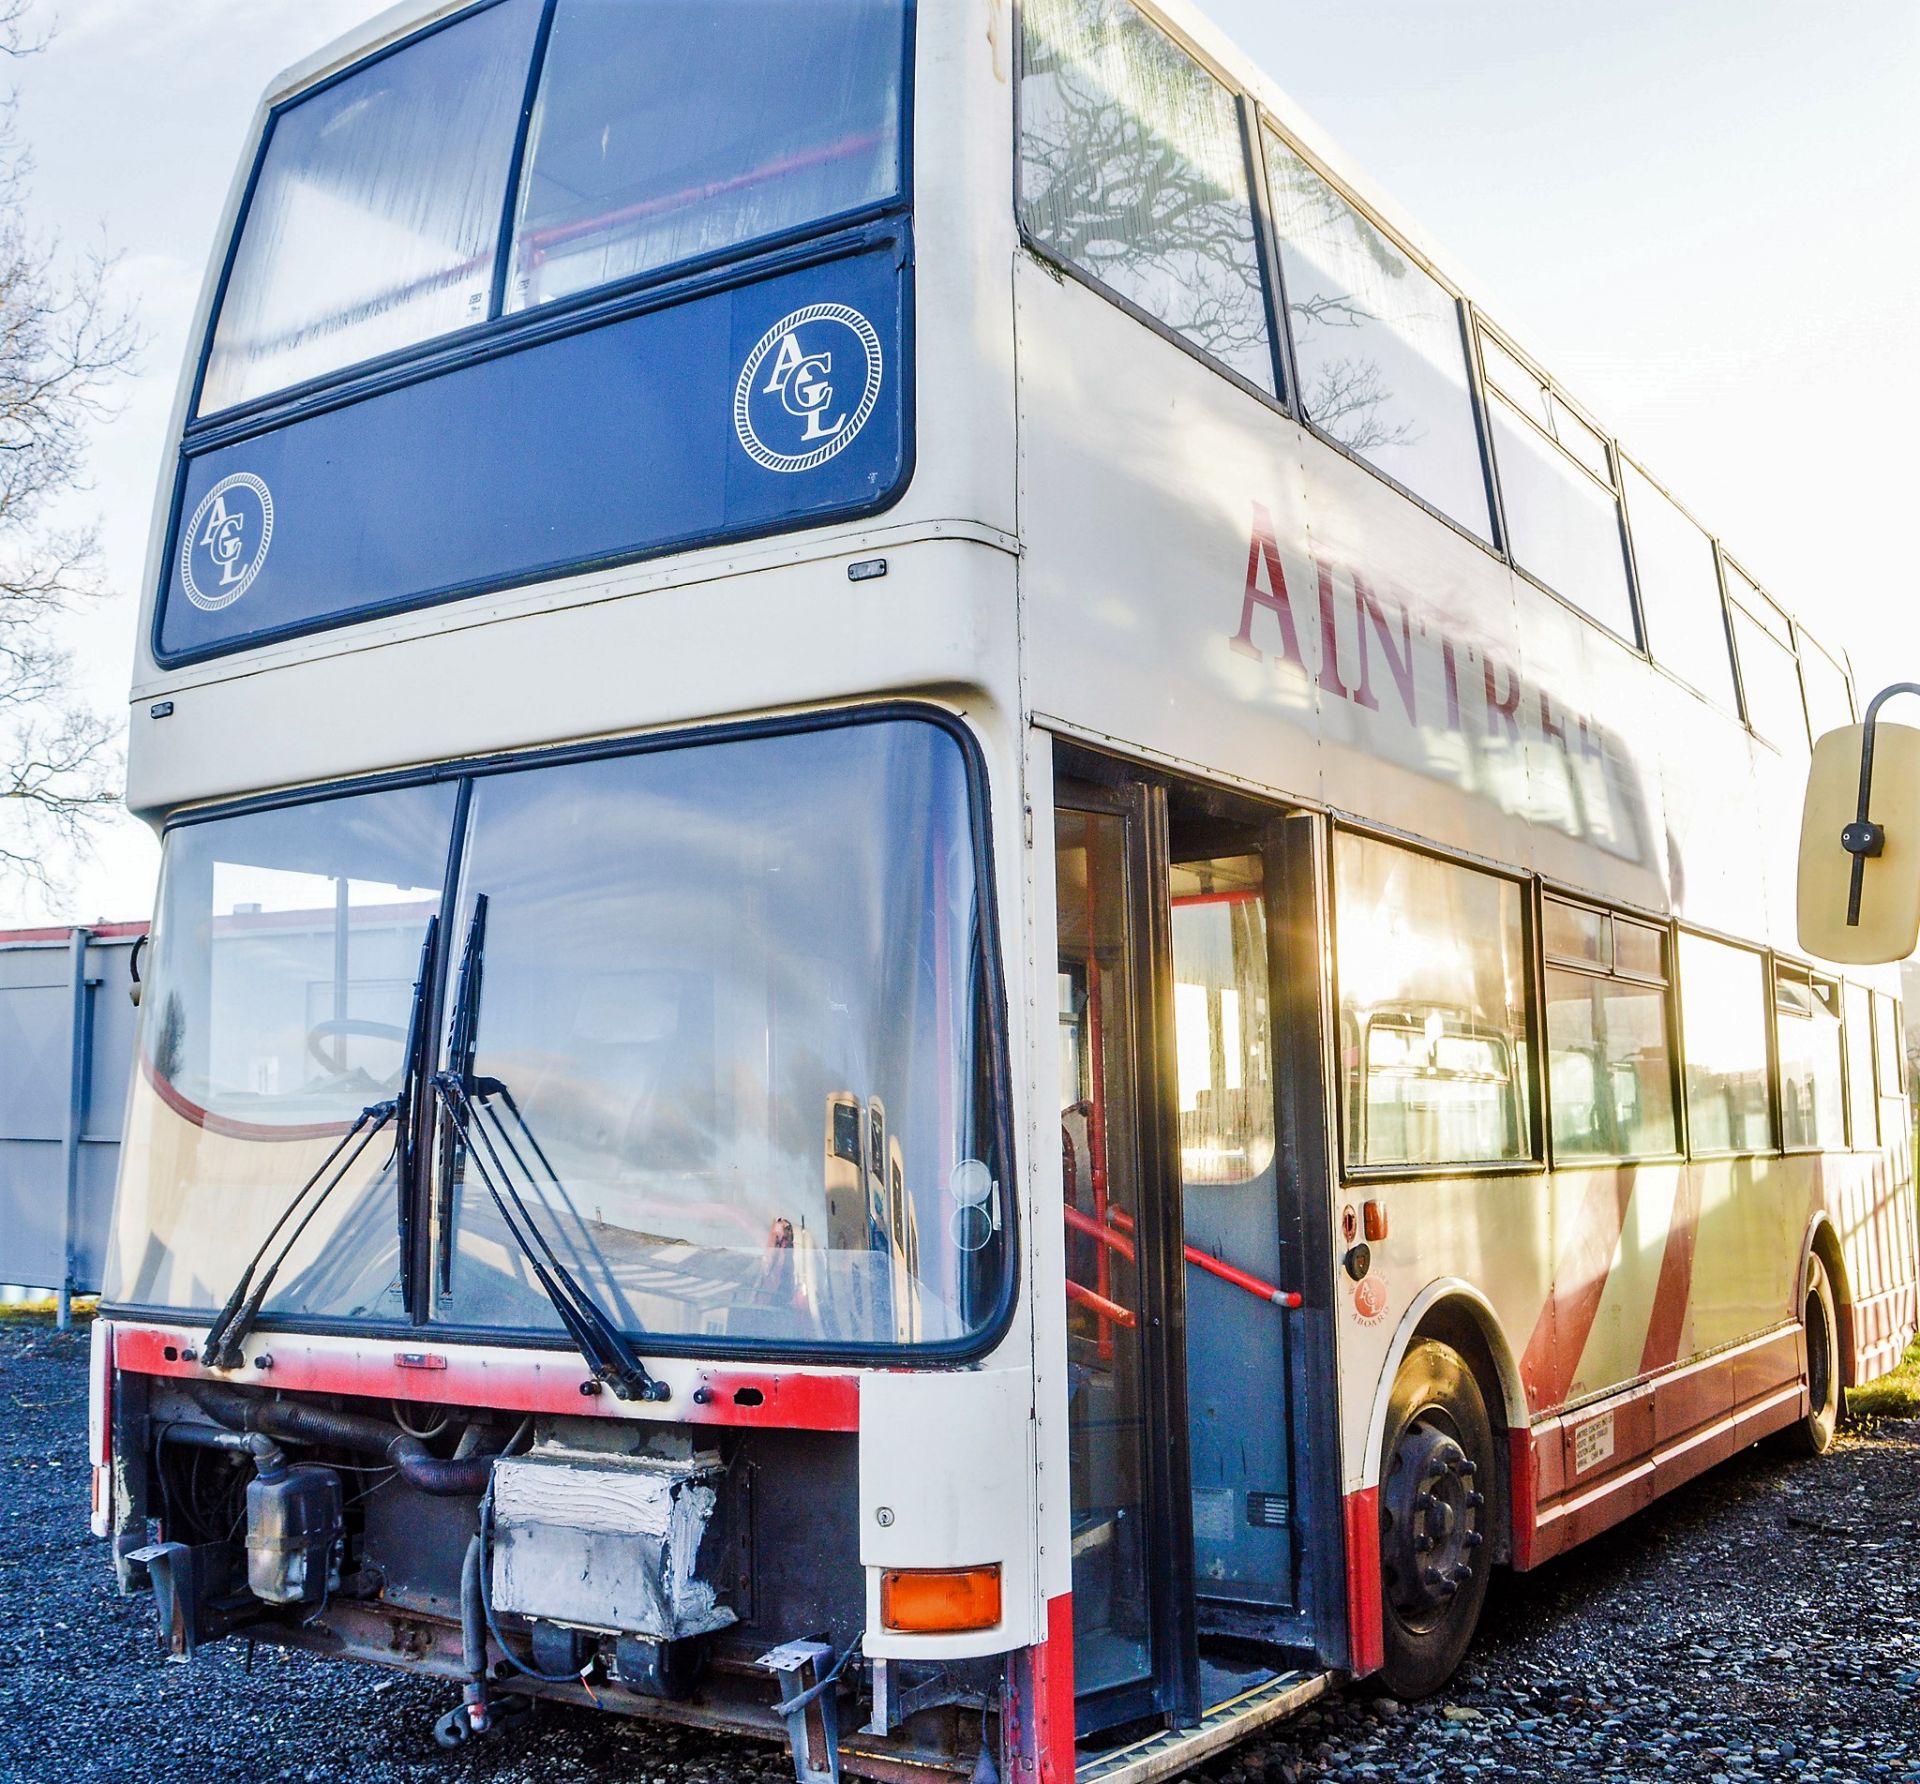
[435,895,488,1293]
[201,1098,397,1372]
[395,914,440,1316]
[432,1069,670,1403]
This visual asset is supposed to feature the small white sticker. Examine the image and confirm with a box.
[1573,1411,1616,1474]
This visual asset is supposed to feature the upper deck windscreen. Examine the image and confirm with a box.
[160,0,911,664]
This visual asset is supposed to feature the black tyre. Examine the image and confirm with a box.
[1377,1339,1495,1699]
[1782,1252,1841,1456]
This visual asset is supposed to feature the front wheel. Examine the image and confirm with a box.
[1782,1253,1841,1456]
[1377,1339,1495,1699]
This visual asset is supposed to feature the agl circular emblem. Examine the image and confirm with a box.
[734,304,884,475]
[181,472,275,612]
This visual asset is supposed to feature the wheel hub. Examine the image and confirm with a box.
[1382,1418,1485,1623]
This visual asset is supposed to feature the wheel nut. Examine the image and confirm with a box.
[1413,1532,1433,1553]
[1467,1491,1486,1509]
[1464,1530,1484,1549]
[1458,1460,1476,1477]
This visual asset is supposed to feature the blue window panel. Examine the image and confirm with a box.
[157,240,911,664]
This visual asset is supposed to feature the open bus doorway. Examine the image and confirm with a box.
[1054,758,1343,1749]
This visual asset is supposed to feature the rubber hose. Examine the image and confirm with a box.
[189,1384,496,1496]
[460,1532,492,1731]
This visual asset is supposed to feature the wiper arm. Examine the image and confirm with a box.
[201,1098,397,1372]
[203,913,440,1369]
[436,895,488,1294]
[395,914,440,1317]
[432,1069,671,1403]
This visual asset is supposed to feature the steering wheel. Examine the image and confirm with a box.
[306,1015,411,1076]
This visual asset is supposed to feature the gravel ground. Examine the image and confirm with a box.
[3,1316,1917,1784]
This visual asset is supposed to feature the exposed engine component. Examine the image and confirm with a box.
[490,1450,735,1641]
[243,1436,342,1606]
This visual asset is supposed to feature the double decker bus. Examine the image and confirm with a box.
[91,1,1917,1779]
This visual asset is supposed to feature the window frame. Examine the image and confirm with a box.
[1011,0,1290,416]
[1254,123,1495,548]
[1794,627,1856,743]
[1721,555,1812,755]
[1539,892,1683,1168]
[1328,819,1545,1185]
[1471,320,1641,650]
[1616,452,1740,712]
[1771,955,1847,1156]
[189,0,919,432]
[1843,979,1879,1152]
[1671,922,1780,1160]
[100,699,1021,1370]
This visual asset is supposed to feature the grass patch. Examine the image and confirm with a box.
[1847,1332,1920,1421]
[0,1296,95,1324]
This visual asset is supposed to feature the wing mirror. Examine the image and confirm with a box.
[1797,684,1920,964]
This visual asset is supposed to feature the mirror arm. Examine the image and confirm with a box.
[1844,682,1920,926]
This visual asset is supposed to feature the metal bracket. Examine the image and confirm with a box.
[758,1640,841,1784]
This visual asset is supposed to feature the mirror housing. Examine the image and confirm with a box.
[1798,718,1920,964]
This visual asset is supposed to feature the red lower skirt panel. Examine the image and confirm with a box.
[1518,1325,1804,1568]
[1846,1280,1919,1386]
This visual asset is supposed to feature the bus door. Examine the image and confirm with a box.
[1056,768,1340,1742]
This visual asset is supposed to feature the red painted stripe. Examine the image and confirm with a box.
[138,1050,362,1144]
[1001,1593,1075,1784]
[1506,1426,1539,1570]
[1521,1170,1635,1412]
[0,920,147,943]
[1040,1593,1076,1784]
[110,1324,860,1432]
[1639,1169,1704,1374]
[1342,1487,1384,1677]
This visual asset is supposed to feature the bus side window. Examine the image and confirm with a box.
[1018,0,1276,396]
[1676,932,1772,1155]
[1542,903,1677,1163]
[1332,832,1534,1170]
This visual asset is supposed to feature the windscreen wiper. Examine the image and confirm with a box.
[202,915,438,1371]
[429,895,669,1403]
[435,894,487,1295]
[201,1100,399,1371]
[395,914,439,1318]
[432,1072,670,1403]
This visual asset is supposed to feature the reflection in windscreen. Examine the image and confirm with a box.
[104,783,459,1317]
[440,720,1005,1349]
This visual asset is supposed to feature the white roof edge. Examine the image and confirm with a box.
[262,0,471,108]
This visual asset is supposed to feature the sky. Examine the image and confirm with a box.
[6,0,1917,927]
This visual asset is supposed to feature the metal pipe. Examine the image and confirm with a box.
[188,1384,496,1496]
[57,927,94,1332]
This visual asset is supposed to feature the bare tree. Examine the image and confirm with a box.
[0,0,138,890]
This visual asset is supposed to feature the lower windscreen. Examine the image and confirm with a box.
[103,717,1009,1355]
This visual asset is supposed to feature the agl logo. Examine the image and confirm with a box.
[181,472,274,612]
[734,304,883,475]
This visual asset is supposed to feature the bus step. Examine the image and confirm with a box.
[1074,1669,1330,1784]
